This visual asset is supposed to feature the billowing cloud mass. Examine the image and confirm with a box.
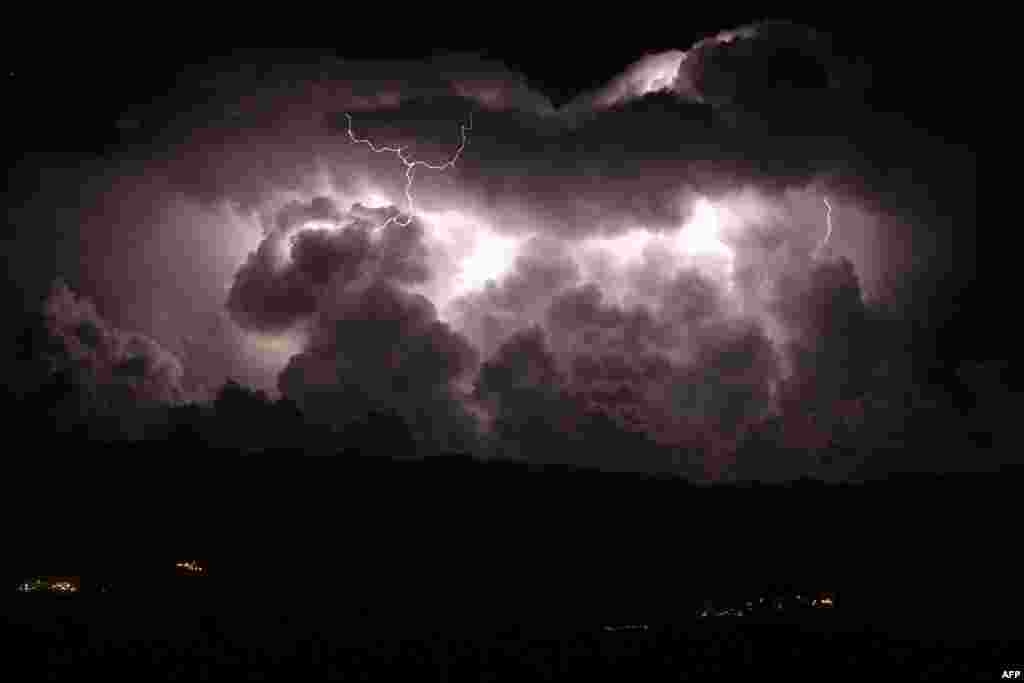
[225,202,432,333]
[43,281,186,405]
[28,281,188,441]
[276,275,481,456]
[7,21,980,480]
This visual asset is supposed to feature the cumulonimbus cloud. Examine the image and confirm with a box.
[8,21,977,480]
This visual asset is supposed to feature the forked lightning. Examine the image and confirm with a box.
[344,112,473,228]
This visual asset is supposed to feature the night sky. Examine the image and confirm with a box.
[3,17,990,484]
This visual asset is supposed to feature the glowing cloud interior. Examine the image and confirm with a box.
[582,198,736,287]
[676,198,735,285]
[230,187,744,369]
[458,232,522,293]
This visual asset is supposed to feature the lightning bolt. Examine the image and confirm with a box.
[344,112,473,228]
[815,196,834,260]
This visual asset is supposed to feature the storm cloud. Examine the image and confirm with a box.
[6,21,979,480]
[279,279,480,455]
[43,281,186,405]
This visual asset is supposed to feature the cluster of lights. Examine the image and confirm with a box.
[176,561,206,574]
[700,607,748,618]
[17,578,47,593]
[602,624,649,632]
[697,592,834,618]
[17,578,79,593]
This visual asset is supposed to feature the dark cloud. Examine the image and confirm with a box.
[475,326,699,474]
[474,326,574,461]
[43,281,186,405]
[454,220,967,479]
[689,319,780,431]
[454,266,780,475]
[74,320,102,348]
[280,280,479,453]
[373,220,433,284]
[226,203,431,334]
[289,227,373,286]
[656,269,726,328]
[675,21,838,110]
[226,197,481,453]
[546,284,675,358]
[476,326,565,400]
[226,234,321,333]
[771,258,875,405]
[452,236,580,358]
[25,282,189,441]
[544,285,777,452]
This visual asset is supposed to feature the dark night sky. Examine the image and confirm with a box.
[3,16,990,483]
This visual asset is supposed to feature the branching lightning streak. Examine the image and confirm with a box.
[344,112,473,228]
[815,197,834,259]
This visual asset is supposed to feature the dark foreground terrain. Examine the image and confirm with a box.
[3,598,1016,680]
[5,453,1021,679]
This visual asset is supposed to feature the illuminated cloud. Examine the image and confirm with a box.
[6,22,976,480]
[43,281,186,405]
[457,231,523,295]
[566,49,688,113]
[671,20,836,109]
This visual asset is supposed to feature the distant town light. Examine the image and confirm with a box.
[17,577,79,593]
[603,624,648,632]
[175,560,206,574]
